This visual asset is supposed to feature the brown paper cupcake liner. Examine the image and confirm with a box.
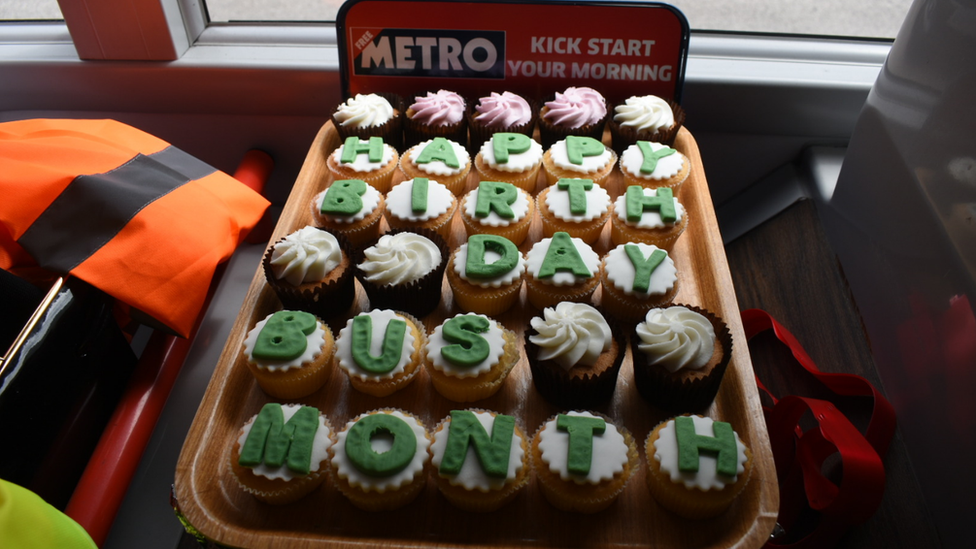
[332,92,404,150]
[631,305,734,413]
[466,96,538,155]
[609,98,686,154]
[353,228,450,317]
[403,91,470,150]
[263,228,356,319]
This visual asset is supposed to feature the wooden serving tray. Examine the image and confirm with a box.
[174,122,779,549]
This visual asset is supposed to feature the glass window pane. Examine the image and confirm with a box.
[205,0,343,22]
[0,0,63,21]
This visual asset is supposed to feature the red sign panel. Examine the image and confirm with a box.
[337,0,689,104]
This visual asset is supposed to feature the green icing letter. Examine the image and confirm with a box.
[625,185,676,223]
[636,141,676,174]
[321,179,368,215]
[340,136,385,164]
[416,137,460,168]
[492,132,531,164]
[565,135,605,165]
[410,177,429,213]
[350,314,407,374]
[440,315,491,367]
[474,181,518,219]
[439,410,515,478]
[344,413,417,477]
[253,310,318,360]
[624,245,668,293]
[238,403,320,475]
[674,416,740,477]
[464,234,519,278]
[537,231,592,279]
[556,414,606,476]
[557,178,594,215]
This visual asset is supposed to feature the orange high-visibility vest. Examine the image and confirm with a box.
[0,119,270,337]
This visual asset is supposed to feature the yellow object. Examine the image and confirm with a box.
[0,478,97,549]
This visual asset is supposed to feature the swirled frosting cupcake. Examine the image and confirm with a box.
[331,93,403,148]
[525,302,624,407]
[468,91,536,153]
[609,94,686,152]
[404,90,468,149]
[631,305,734,413]
[263,226,355,318]
[355,229,449,317]
[538,86,609,149]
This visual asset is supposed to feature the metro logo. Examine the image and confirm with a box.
[352,28,506,79]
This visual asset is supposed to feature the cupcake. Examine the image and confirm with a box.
[538,86,609,149]
[334,309,426,398]
[524,231,601,310]
[241,310,335,399]
[467,91,536,153]
[331,93,403,149]
[384,177,458,242]
[618,141,690,195]
[542,136,617,189]
[537,178,612,245]
[600,243,678,323]
[610,186,688,251]
[355,229,449,317]
[473,132,544,193]
[263,226,355,318]
[609,94,685,152]
[531,411,639,513]
[645,415,752,518]
[326,136,400,193]
[424,313,520,402]
[231,403,334,504]
[430,409,529,512]
[329,409,430,511]
[460,180,535,246]
[399,137,472,196]
[403,90,467,149]
[310,179,385,247]
[446,234,526,316]
[525,302,623,408]
[631,305,734,413]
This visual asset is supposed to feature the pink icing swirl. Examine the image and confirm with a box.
[543,87,607,128]
[474,91,532,128]
[408,90,465,126]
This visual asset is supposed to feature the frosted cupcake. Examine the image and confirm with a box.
[400,137,472,196]
[618,141,690,195]
[231,403,334,505]
[331,92,403,149]
[326,136,399,193]
[329,409,430,511]
[355,229,449,318]
[631,305,734,413]
[542,136,617,189]
[524,231,601,310]
[242,310,335,399]
[474,132,544,193]
[334,309,426,398]
[404,90,467,149]
[460,180,535,246]
[538,86,609,149]
[430,409,529,512]
[600,242,678,323]
[446,234,526,316]
[609,94,685,152]
[424,313,520,402]
[537,178,611,245]
[645,415,751,518]
[531,411,639,513]
[310,179,385,247]
[384,177,458,242]
[262,226,355,318]
[467,91,536,153]
[610,186,688,251]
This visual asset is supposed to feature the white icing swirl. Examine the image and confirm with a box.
[603,243,677,298]
[334,93,395,128]
[549,138,614,174]
[529,302,611,370]
[613,188,685,229]
[358,232,441,286]
[430,411,525,490]
[654,415,748,490]
[330,140,395,173]
[453,242,525,289]
[269,226,342,286]
[407,139,470,177]
[636,306,716,373]
[537,411,628,485]
[462,185,531,228]
[238,405,333,481]
[480,135,544,173]
[312,184,381,224]
[426,314,506,379]
[332,410,430,492]
[385,178,455,222]
[525,234,600,286]
[619,142,685,181]
[336,310,416,381]
[543,180,611,223]
[613,95,674,133]
[243,312,327,372]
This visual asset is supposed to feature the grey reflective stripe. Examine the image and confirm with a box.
[18,146,217,273]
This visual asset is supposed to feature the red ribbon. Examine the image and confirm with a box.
[741,309,896,548]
